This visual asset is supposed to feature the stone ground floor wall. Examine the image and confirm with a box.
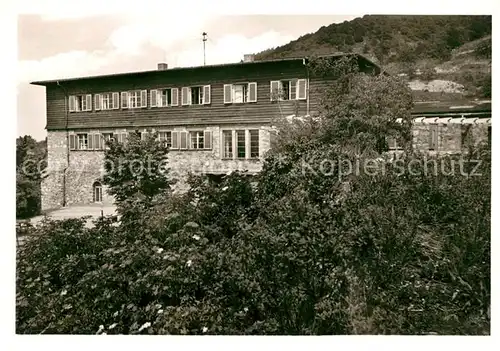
[41,122,490,211]
[41,124,273,210]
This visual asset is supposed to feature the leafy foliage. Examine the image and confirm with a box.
[102,131,171,224]
[255,15,491,64]
[16,58,490,335]
[16,136,46,219]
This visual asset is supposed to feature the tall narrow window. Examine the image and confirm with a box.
[93,181,103,203]
[222,131,233,159]
[249,130,259,158]
[236,130,246,159]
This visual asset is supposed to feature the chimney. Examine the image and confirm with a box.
[157,63,168,70]
[243,54,255,63]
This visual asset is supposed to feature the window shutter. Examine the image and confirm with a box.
[297,79,307,100]
[88,133,94,149]
[203,85,211,104]
[68,96,75,112]
[121,92,129,108]
[180,131,188,149]
[150,89,157,107]
[86,94,92,111]
[112,92,119,109]
[223,84,232,104]
[171,88,179,106]
[95,94,101,111]
[69,135,76,150]
[141,90,147,107]
[248,82,257,102]
[270,81,280,101]
[181,87,190,105]
[94,134,101,150]
[171,131,179,149]
[121,132,128,144]
[204,130,212,149]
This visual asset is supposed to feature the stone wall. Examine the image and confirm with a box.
[42,122,489,210]
[42,124,272,209]
[412,122,490,154]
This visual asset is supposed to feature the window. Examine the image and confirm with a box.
[181,85,210,105]
[115,131,129,144]
[236,130,246,159]
[69,94,92,112]
[95,92,119,111]
[224,83,257,104]
[102,133,114,149]
[77,134,88,150]
[121,90,147,109]
[429,124,439,150]
[221,129,260,160]
[222,131,233,159]
[190,131,204,149]
[158,131,172,148]
[151,88,179,107]
[93,181,103,203]
[270,79,307,101]
[250,130,259,158]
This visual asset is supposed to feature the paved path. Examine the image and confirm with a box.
[30,205,118,227]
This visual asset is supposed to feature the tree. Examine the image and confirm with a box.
[102,131,171,224]
[16,136,46,218]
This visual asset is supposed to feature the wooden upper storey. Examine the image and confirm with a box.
[31,54,381,131]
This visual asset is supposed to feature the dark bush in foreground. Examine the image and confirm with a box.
[16,59,490,335]
[16,149,490,335]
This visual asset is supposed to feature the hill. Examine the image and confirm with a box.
[255,15,492,101]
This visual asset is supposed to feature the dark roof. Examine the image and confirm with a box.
[30,52,379,86]
[411,100,491,115]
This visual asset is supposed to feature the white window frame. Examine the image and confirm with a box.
[157,131,172,148]
[69,94,92,112]
[95,92,116,111]
[121,90,147,109]
[181,86,209,106]
[221,130,233,159]
[189,131,205,149]
[152,88,179,107]
[223,82,257,104]
[220,128,260,160]
[270,79,307,101]
[77,133,88,150]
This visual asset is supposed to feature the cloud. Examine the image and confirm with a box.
[107,13,211,55]
[18,50,114,82]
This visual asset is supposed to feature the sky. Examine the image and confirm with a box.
[17,13,359,141]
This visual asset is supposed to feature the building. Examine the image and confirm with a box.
[30,53,491,211]
[389,99,491,152]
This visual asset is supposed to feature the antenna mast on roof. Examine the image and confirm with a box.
[202,32,207,66]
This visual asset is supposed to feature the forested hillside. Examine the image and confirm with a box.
[256,15,492,100]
